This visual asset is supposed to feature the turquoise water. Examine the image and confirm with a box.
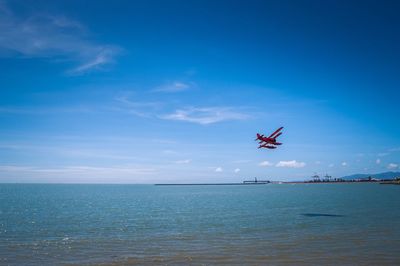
[0,183,399,265]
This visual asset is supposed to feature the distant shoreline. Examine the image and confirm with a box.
[154,182,269,186]
[155,180,397,186]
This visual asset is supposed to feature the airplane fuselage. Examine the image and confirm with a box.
[256,135,282,145]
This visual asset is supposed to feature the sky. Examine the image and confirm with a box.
[0,0,399,183]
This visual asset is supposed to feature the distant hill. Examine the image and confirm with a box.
[341,171,400,180]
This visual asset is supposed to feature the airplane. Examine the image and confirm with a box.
[255,127,283,149]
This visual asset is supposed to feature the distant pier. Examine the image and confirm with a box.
[155,177,270,186]
[243,177,270,184]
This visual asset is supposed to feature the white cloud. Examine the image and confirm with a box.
[174,159,191,164]
[160,107,250,125]
[259,161,273,167]
[0,3,121,74]
[153,81,191,93]
[234,168,240,173]
[328,163,334,168]
[276,160,306,168]
[341,162,347,166]
[387,163,398,170]
[376,158,381,164]
[215,167,223,172]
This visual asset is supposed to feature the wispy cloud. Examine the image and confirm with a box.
[114,96,163,118]
[152,139,177,145]
[234,168,240,173]
[162,150,178,155]
[160,107,251,125]
[115,96,162,109]
[153,81,192,93]
[174,159,191,164]
[378,152,389,157]
[233,159,251,164]
[341,162,347,166]
[276,160,306,168]
[387,163,398,170]
[376,158,381,164]
[0,2,121,74]
[0,106,96,115]
[0,165,156,175]
[60,149,139,161]
[0,164,158,184]
[116,95,253,125]
[68,48,119,74]
[0,143,141,161]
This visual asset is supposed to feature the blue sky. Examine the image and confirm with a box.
[0,0,399,183]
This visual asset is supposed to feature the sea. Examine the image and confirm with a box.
[0,183,399,265]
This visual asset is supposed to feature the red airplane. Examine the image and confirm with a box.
[255,127,283,149]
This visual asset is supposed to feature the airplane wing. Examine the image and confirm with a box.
[274,132,282,139]
[268,127,283,138]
